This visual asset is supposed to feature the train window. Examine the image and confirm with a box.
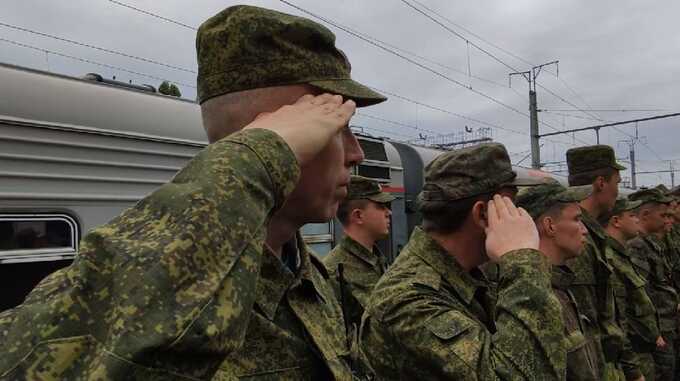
[358,165,390,181]
[358,139,388,162]
[301,222,332,236]
[307,242,333,257]
[0,214,79,263]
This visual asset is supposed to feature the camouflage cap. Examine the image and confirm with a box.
[346,175,395,203]
[515,182,592,220]
[670,185,680,196]
[196,5,387,106]
[566,145,626,177]
[609,197,643,217]
[419,143,545,202]
[628,187,673,205]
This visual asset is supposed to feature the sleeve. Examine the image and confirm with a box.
[362,249,566,380]
[619,331,642,380]
[0,128,301,379]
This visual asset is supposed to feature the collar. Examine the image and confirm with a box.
[580,207,607,240]
[643,234,664,252]
[551,265,576,289]
[255,233,325,321]
[410,227,485,305]
[606,236,629,257]
[339,235,384,273]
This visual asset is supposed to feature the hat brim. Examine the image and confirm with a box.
[309,79,387,107]
[613,163,627,171]
[367,192,396,204]
[557,185,593,203]
[624,199,643,211]
[504,176,551,187]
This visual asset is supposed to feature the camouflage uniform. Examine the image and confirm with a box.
[607,234,659,381]
[565,145,628,380]
[360,144,564,380]
[552,265,601,380]
[515,181,607,381]
[324,176,394,329]
[628,188,678,381]
[1,5,389,380]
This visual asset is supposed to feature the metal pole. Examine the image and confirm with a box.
[530,90,540,169]
[630,144,637,189]
[671,162,675,188]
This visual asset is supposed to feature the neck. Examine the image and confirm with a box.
[579,195,603,219]
[344,227,376,252]
[538,237,564,265]
[429,229,483,271]
[605,226,627,246]
[266,211,302,258]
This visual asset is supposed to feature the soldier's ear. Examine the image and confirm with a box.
[541,216,556,236]
[471,201,488,230]
[351,208,363,224]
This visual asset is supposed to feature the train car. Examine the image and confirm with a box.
[0,62,563,310]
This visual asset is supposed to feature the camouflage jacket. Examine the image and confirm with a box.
[551,265,600,381]
[360,227,565,380]
[323,235,386,329]
[564,209,623,368]
[606,237,659,351]
[664,225,680,291]
[628,235,679,340]
[0,129,353,380]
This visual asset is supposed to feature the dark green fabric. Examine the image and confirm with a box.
[360,227,566,380]
[566,145,626,175]
[346,175,394,203]
[196,5,386,106]
[515,182,591,220]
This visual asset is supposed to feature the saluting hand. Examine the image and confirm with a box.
[245,93,356,166]
[484,195,540,261]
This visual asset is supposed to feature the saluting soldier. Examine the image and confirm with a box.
[628,187,679,381]
[515,181,602,380]
[602,197,660,381]
[0,5,388,380]
[360,143,565,380]
[324,175,394,330]
[564,145,628,380]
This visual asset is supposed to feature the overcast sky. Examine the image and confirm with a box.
[2,0,679,188]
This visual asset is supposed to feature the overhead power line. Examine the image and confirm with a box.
[0,37,196,88]
[106,0,197,30]
[0,21,196,74]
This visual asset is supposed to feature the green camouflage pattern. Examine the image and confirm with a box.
[323,235,386,333]
[628,235,678,338]
[551,265,601,380]
[196,5,386,106]
[0,129,352,380]
[606,237,659,380]
[566,144,626,176]
[515,182,592,219]
[345,175,395,204]
[359,227,565,380]
[564,208,624,379]
[628,187,674,205]
[419,143,542,202]
[213,234,352,380]
[609,197,643,217]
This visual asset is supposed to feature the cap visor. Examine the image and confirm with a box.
[624,200,643,211]
[559,185,593,202]
[309,79,387,107]
[506,176,551,187]
[368,192,396,204]
[613,163,627,171]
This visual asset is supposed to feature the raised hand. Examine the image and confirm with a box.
[485,195,540,261]
[245,93,356,165]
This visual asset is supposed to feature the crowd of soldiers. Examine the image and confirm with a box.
[0,4,679,381]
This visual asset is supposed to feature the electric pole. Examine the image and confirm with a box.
[619,123,645,189]
[509,60,559,169]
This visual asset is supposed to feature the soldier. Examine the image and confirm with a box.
[628,187,679,381]
[602,197,659,381]
[324,175,395,329]
[515,181,601,380]
[360,143,565,380]
[0,5,387,380]
[564,145,627,379]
